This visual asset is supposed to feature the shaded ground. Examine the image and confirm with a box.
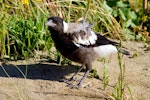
[0,41,150,100]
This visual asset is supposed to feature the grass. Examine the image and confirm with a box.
[100,41,134,100]
[1,0,149,60]
[112,50,126,100]
[1,0,148,99]
[102,59,109,90]
[112,52,134,100]
[0,0,124,61]
[0,0,52,60]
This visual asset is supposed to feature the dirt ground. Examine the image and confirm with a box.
[0,41,150,100]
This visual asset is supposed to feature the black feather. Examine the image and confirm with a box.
[95,33,119,46]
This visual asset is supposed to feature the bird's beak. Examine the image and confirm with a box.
[45,20,56,27]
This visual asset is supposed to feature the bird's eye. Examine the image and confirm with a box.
[53,20,58,24]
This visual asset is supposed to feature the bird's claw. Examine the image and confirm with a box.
[59,77,77,84]
[67,84,81,89]
[69,76,77,81]
[67,82,92,89]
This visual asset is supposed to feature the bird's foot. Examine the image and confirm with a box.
[67,82,92,89]
[69,76,77,81]
[59,76,77,84]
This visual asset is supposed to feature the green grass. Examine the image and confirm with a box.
[112,50,126,100]
[0,0,124,61]
[102,60,109,90]
[1,0,149,60]
[1,0,148,99]
[111,51,135,100]
[99,51,134,100]
[100,41,134,100]
[0,0,52,60]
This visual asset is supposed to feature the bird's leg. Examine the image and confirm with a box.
[62,65,84,83]
[69,66,84,81]
[77,69,91,87]
[68,63,92,88]
[77,63,92,87]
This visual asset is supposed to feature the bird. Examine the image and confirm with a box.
[45,16,130,88]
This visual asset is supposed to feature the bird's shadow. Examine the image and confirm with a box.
[0,62,79,81]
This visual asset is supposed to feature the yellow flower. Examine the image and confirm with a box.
[22,0,29,5]
[36,0,42,2]
[5,5,10,8]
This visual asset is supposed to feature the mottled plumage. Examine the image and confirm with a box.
[46,16,130,88]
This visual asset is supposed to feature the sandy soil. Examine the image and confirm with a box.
[0,41,150,100]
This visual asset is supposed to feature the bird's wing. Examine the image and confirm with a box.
[71,30,119,47]
[71,30,97,47]
[63,21,118,47]
[94,33,119,46]
[63,21,97,46]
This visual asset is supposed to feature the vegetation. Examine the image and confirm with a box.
[0,0,149,60]
[0,0,150,99]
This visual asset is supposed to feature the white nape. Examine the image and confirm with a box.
[94,44,118,57]
[63,21,69,33]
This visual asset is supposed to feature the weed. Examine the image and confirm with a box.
[1,0,148,61]
[0,1,141,99]
[111,45,134,100]
[102,60,109,90]
[90,69,99,79]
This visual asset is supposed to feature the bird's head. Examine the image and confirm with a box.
[46,16,68,33]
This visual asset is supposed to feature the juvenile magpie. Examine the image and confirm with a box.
[46,16,130,88]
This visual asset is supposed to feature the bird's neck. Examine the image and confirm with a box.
[50,32,60,42]
[49,28,61,39]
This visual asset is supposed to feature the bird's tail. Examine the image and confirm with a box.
[117,48,130,55]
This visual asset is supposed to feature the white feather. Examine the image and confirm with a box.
[63,21,68,33]
[88,31,97,44]
[77,36,88,45]
[88,36,95,44]
[73,31,97,46]
[94,45,118,57]
[91,31,97,40]
[73,42,81,47]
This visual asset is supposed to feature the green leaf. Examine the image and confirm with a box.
[118,9,126,21]
[102,1,113,13]
[106,0,119,7]
[117,1,129,8]
[128,11,137,20]
[126,19,136,28]
[112,9,119,17]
